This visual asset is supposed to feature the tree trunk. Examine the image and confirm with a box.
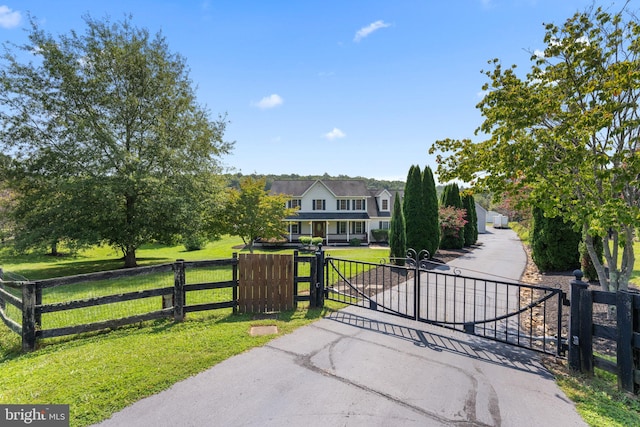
[124,246,137,268]
[50,241,58,256]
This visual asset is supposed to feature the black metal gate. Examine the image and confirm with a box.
[324,250,567,356]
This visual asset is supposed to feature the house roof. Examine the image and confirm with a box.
[270,179,370,198]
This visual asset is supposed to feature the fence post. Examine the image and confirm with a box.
[21,281,37,352]
[293,251,299,309]
[569,269,589,372]
[0,268,5,311]
[232,253,238,314]
[617,291,636,393]
[312,245,325,308]
[173,260,185,321]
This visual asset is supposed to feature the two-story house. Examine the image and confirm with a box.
[269,179,400,245]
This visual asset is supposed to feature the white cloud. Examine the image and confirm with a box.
[354,20,390,42]
[534,49,545,58]
[252,94,283,109]
[0,5,21,29]
[324,128,345,140]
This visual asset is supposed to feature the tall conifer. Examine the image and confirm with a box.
[422,166,440,258]
[389,192,406,265]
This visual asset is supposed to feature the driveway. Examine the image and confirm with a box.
[95,229,586,426]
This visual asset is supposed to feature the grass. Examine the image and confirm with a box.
[0,304,343,426]
[2,234,639,426]
[0,237,367,426]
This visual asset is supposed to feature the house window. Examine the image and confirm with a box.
[288,199,301,209]
[313,199,326,210]
[382,199,389,210]
[337,222,347,234]
[337,200,350,210]
[351,221,365,234]
[379,221,390,230]
[290,222,301,234]
[353,199,365,210]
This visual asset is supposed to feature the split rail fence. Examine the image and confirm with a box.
[0,251,321,351]
[569,271,640,394]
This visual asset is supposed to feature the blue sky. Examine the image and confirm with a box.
[0,1,614,182]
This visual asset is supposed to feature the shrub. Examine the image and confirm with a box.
[371,229,389,243]
[439,206,466,249]
[299,236,323,247]
[349,238,362,246]
[531,207,581,271]
[299,236,312,246]
[183,234,207,251]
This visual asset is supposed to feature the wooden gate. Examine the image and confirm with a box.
[238,254,294,313]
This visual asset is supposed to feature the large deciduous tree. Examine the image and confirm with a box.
[0,15,232,267]
[431,6,640,292]
[222,177,297,253]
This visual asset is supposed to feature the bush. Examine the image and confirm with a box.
[299,236,312,246]
[531,207,581,271]
[299,236,323,247]
[439,206,466,249]
[371,229,389,243]
[183,234,208,251]
[349,238,362,246]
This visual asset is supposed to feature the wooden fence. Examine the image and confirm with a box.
[0,252,324,352]
[0,257,239,351]
[569,271,640,394]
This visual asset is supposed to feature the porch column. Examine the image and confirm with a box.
[326,221,329,245]
[347,220,350,242]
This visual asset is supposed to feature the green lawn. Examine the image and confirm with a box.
[1,235,639,426]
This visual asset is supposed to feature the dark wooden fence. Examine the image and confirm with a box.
[0,252,325,352]
[0,257,239,351]
[569,271,640,394]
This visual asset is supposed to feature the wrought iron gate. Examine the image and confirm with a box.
[324,250,567,356]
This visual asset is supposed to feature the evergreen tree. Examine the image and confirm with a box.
[389,192,406,265]
[422,166,440,258]
[403,165,429,253]
[531,207,581,271]
[462,193,477,246]
[439,183,465,249]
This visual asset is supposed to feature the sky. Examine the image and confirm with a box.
[0,0,625,182]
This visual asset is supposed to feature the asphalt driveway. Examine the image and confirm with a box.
[95,229,586,426]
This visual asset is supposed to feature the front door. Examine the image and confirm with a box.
[313,221,326,238]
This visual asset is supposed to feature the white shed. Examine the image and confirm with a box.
[475,202,487,234]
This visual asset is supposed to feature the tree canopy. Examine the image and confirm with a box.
[222,177,297,253]
[430,5,640,291]
[0,15,232,267]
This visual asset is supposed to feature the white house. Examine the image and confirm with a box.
[269,179,399,245]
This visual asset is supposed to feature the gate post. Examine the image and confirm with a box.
[569,270,589,372]
[311,245,325,308]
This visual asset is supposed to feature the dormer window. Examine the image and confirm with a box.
[381,199,389,210]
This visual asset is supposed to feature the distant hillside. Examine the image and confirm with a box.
[225,173,406,191]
